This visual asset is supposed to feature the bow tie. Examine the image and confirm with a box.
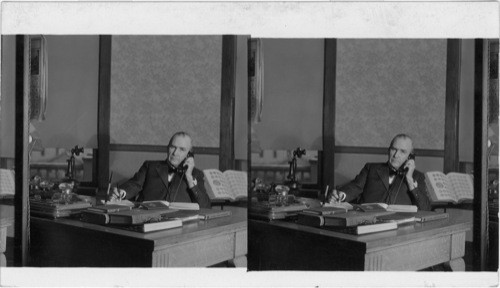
[166,162,180,174]
[168,167,180,175]
[389,167,398,177]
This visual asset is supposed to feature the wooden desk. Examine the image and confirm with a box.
[29,206,247,267]
[249,212,471,271]
[0,204,14,266]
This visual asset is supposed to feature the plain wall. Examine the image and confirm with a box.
[33,35,99,149]
[0,35,16,158]
[109,36,222,147]
[335,39,447,150]
[253,38,324,151]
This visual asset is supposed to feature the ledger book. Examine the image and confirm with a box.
[203,169,247,202]
[424,171,473,204]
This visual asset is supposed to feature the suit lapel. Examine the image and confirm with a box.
[376,165,390,191]
[156,164,171,192]
[388,175,406,204]
[168,174,186,202]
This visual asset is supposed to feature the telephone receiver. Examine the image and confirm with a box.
[177,151,195,174]
[397,153,416,175]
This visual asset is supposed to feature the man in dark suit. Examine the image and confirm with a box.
[110,131,211,208]
[330,134,432,211]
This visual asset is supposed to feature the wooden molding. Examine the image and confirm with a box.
[247,38,253,196]
[472,38,488,271]
[14,35,29,266]
[322,39,337,189]
[97,35,112,191]
[335,146,444,157]
[220,35,237,170]
[444,39,461,173]
[109,144,219,155]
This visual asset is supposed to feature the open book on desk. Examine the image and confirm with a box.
[140,201,200,210]
[425,171,473,204]
[103,199,135,207]
[203,169,247,202]
[353,203,418,213]
[322,202,354,211]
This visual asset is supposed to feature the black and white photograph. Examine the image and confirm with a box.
[248,38,498,272]
[0,2,498,287]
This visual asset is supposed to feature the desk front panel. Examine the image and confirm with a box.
[249,220,367,270]
[30,217,154,267]
[364,232,462,270]
[29,207,247,267]
[152,227,247,267]
[249,214,471,271]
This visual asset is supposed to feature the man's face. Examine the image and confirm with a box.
[388,137,413,169]
[168,135,192,167]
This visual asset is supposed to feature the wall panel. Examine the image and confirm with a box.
[110,36,222,147]
[335,39,447,149]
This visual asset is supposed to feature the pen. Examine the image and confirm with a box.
[106,172,113,204]
[323,185,329,205]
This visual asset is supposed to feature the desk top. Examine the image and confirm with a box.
[33,206,247,249]
[251,211,471,251]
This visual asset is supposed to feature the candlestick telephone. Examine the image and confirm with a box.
[396,153,416,176]
[169,151,194,174]
[388,152,416,204]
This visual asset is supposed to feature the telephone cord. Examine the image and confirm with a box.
[391,175,405,205]
[171,172,185,203]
